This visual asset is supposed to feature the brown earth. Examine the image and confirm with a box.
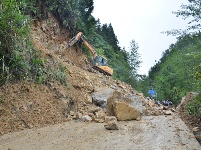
[0,13,200,149]
[0,13,139,135]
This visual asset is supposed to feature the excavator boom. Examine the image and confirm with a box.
[80,36,97,59]
[66,32,82,49]
[67,32,113,76]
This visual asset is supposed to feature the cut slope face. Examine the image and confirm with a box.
[31,14,92,71]
[0,14,143,134]
[0,81,68,134]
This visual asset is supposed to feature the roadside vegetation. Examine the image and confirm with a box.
[139,0,201,118]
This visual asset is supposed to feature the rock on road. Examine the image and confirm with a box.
[0,115,200,150]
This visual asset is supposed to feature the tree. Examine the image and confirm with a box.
[165,0,201,36]
[0,0,31,83]
[128,40,142,77]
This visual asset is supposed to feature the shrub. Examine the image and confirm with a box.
[186,94,201,117]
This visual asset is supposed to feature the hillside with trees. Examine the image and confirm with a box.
[139,0,201,117]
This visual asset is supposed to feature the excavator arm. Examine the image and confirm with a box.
[67,32,113,76]
[80,36,98,59]
[67,32,97,58]
[66,32,83,49]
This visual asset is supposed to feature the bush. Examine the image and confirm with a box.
[186,94,201,117]
[186,65,201,117]
[0,0,30,83]
[0,1,68,87]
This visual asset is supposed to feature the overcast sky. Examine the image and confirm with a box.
[92,0,190,75]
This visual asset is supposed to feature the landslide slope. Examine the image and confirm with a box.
[0,14,142,135]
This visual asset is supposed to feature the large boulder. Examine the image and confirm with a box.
[107,91,141,121]
[92,87,114,108]
[114,101,141,121]
[176,92,198,111]
[129,94,143,113]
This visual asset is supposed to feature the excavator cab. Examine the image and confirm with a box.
[92,56,108,66]
[92,56,113,76]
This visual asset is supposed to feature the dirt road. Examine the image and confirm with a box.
[0,114,200,150]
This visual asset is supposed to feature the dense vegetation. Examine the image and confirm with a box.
[0,0,68,86]
[139,0,201,117]
[0,0,200,117]
[141,34,201,104]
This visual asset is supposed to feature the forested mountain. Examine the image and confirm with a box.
[141,34,201,104]
[138,0,201,117]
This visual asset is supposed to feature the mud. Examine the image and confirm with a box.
[0,114,200,150]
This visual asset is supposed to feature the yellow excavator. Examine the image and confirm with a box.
[67,32,113,76]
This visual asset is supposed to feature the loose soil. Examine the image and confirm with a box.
[0,14,200,150]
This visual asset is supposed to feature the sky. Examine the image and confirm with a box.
[92,0,190,75]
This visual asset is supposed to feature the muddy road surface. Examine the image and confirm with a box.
[0,114,200,150]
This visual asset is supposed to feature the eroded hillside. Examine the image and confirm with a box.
[0,14,145,135]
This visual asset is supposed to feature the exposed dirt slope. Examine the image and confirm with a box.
[0,13,138,135]
[0,81,67,134]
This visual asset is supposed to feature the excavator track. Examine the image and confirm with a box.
[92,66,112,76]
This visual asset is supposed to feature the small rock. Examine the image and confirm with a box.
[136,116,141,121]
[171,108,176,112]
[192,127,200,132]
[85,95,92,104]
[105,116,117,123]
[148,101,155,107]
[164,110,172,115]
[76,113,83,119]
[70,111,75,116]
[152,108,160,116]
[81,115,92,122]
[104,120,119,130]
[93,118,104,123]
[163,106,169,110]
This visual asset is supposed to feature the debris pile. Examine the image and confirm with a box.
[0,14,176,135]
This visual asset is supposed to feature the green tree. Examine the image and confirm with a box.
[128,40,142,77]
[144,33,201,104]
[165,0,201,36]
[0,0,30,83]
